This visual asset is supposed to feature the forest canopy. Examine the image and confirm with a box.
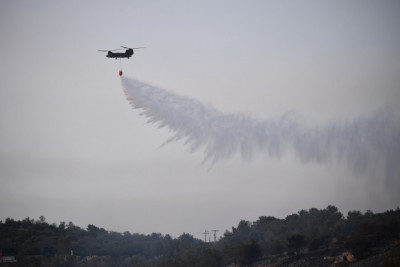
[1,205,399,266]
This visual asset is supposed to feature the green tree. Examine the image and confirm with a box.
[237,239,262,266]
[287,234,306,255]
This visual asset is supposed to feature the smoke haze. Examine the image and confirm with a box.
[121,77,400,184]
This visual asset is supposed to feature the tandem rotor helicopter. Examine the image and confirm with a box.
[98,46,145,76]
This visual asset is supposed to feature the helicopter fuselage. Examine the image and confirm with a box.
[106,49,134,59]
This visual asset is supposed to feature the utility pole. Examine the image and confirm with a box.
[211,230,219,242]
[202,230,209,243]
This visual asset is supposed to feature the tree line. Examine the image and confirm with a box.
[1,205,399,266]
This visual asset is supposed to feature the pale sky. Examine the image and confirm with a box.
[1,0,399,239]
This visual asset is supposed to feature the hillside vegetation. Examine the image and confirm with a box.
[1,205,400,266]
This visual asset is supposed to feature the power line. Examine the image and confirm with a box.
[211,230,219,242]
[202,230,209,242]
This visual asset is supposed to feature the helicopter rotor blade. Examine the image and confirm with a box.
[121,46,146,50]
[98,48,124,52]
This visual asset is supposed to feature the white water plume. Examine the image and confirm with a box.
[121,77,400,181]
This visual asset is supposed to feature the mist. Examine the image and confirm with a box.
[121,77,400,184]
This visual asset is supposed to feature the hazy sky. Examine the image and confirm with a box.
[1,0,399,239]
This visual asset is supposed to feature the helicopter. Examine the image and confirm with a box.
[98,46,146,59]
[99,46,145,76]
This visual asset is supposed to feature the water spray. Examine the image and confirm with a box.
[121,77,400,182]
